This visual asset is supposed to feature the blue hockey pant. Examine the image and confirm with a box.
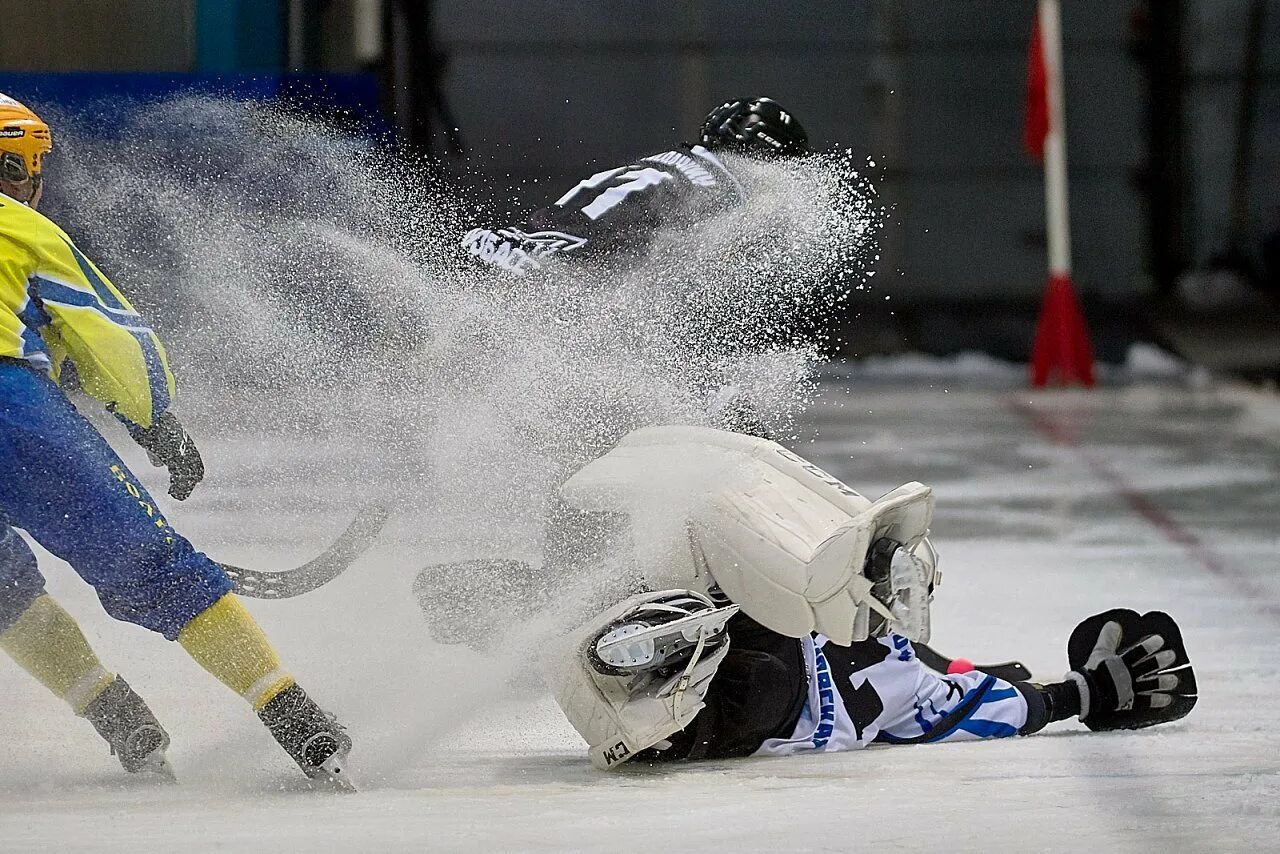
[0,359,231,639]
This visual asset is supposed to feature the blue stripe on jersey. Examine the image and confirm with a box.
[953,716,1019,739]
[33,278,146,328]
[131,328,170,423]
[16,292,50,361]
[30,278,170,423]
[63,238,128,311]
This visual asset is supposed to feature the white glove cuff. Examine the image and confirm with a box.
[1065,670,1090,721]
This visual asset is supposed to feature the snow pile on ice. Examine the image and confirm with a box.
[1121,342,1189,379]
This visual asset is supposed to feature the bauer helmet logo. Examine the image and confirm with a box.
[0,127,25,138]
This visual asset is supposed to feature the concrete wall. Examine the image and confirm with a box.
[1185,0,1280,265]
[433,0,1150,302]
[0,0,194,72]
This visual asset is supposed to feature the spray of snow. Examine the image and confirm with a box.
[44,96,880,781]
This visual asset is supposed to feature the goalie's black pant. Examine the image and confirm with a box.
[653,614,1048,761]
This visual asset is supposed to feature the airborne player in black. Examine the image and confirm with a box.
[460,97,810,276]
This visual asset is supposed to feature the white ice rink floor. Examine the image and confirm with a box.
[2,363,1279,852]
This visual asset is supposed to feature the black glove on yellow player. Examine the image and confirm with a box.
[132,411,205,500]
[1065,609,1197,731]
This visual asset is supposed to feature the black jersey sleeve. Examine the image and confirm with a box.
[461,144,744,276]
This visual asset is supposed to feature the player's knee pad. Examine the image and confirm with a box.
[546,588,736,770]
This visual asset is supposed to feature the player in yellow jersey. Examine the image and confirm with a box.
[0,93,353,786]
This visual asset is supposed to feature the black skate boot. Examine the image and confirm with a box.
[81,676,175,779]
[257,683,354,790]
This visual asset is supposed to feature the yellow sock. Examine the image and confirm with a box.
[0,595,115,715]
[177,593,294,710]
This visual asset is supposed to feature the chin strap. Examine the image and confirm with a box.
[2,180,37,206]
[670,623,714,721]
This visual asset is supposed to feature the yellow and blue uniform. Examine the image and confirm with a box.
[0,192,232,640]
[0,94,306,755]
[0,190,173,427]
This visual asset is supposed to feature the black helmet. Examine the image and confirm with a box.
[699,97,810,156]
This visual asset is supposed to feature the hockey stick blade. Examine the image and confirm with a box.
[221,504,391,599]
[913,641,1033,683]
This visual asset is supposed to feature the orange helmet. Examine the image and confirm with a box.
[0,93,52,188]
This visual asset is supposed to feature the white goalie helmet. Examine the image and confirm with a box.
[589,589,735,676]
[547,589,739,770]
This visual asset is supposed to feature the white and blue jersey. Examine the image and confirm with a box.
[647,614,1041,763]
[756,634,1030,758]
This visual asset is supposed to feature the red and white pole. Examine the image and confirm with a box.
[1040,0,1071,284]
[1029,0,1095,387]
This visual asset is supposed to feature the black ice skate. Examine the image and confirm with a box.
[81,676,175,780]
[257,683,354,791]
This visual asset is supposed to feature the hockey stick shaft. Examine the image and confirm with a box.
[220,504,391,599]
[913,641,1033,683]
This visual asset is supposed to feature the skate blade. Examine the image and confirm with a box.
[595,605,739,672]
[137,751,178,783]
[309,751,357,793]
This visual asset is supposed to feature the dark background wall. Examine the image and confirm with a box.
[1186,2,1280,267]
[1,1,1277,363]
[0,1,194,71]
[430,1,1148,302]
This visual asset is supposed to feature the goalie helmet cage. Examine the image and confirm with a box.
[1026,0,1096,387]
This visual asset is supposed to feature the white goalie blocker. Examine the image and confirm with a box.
[559,425,939,646]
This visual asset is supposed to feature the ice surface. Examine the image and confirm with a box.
[3,374,1278,852]
[6,99,1276,850]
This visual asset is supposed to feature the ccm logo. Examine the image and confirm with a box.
[601,741,631,765]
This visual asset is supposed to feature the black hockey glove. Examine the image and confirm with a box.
[1065,609,1197,731]
[132,411,205,501]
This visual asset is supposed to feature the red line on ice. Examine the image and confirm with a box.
[1013,399,1280,624]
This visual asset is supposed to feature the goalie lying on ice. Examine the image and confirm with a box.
[541,426,1198,769]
